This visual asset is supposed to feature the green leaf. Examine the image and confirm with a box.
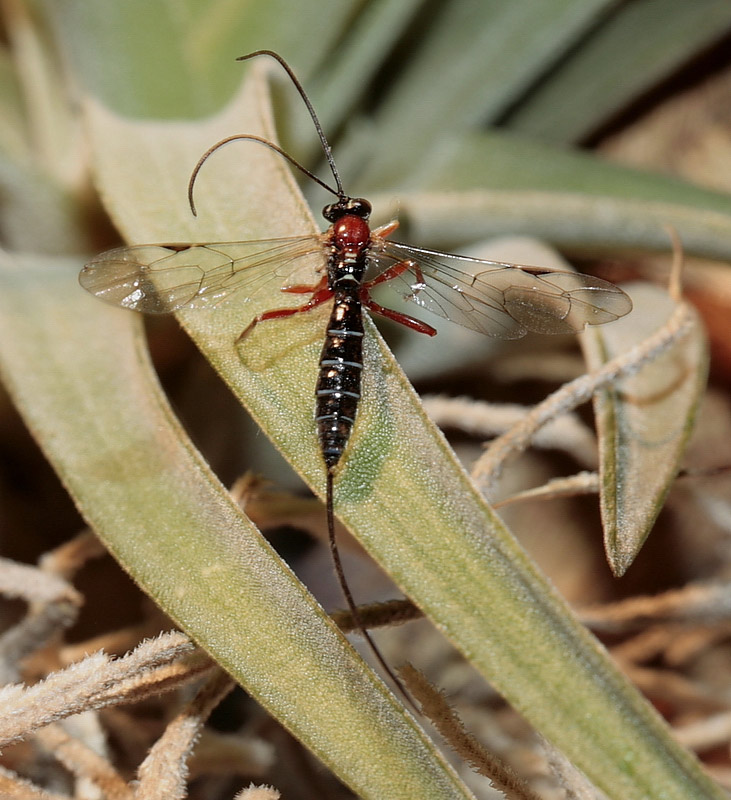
[79,65,725,800]
[0,45,28,160]
[413,129,731,217]
[0,250,472,800]
[42,0,362,118]
[502,0,731,143]
[582,284,708,576]
[336,0,619,189]
[376,189,731,263]
[305,0,427,135]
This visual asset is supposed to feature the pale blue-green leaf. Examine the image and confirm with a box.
[0,2,89,253]
[305,0,427,135]
[412,129,731,218]
[503,0,731,143]
[374,189,731,263]
[42,0,360,118]
[336,0,618,189]
[582,284,709,576]
[0,45,28,161]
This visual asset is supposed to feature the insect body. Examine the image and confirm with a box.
[315,205,372,471]
[80,50,632,705]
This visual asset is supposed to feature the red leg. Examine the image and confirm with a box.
[281,275,328,294]
[237,286,333,342]
[372,219,400,238]
[363,259,425,291]
[361,294,437,336]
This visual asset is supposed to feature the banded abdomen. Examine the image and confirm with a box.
[315,291,364,469]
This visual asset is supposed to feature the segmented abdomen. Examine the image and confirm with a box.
[315,292,364,469]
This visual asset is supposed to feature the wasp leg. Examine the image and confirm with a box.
[238,282,333,342]
[363,259,426,291]
[372,219,400,238]
[281,275,329,294]
[361,294,437,336]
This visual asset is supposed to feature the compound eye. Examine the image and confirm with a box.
[350,198,372,218]
[322,203,340,222]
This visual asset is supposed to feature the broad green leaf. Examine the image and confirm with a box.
[0,250,472,800]
[80,65,726,800]
[413,129,731,218]
[42,0,360,118]
[376,189,731,264]
[0,45,28,160]
[305,0,427,135]
[582,284,708,576]
[336,0,618,189]
[0,1,86,254]
[503,0,731,143]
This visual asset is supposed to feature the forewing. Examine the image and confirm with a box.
[369,239,632,338]
[80,236,326,314]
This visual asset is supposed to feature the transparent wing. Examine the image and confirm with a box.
[80,236,326,314]
[368,238,633,339]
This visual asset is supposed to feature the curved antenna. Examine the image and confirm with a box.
[187,134,340,217]
[237,49,345,198]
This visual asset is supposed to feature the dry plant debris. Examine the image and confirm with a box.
[0,537,275,800]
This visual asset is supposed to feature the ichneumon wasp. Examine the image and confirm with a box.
[80,50,632,708]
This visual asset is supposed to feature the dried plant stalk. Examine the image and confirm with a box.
[473,300,696,492]
[0,631,208,748]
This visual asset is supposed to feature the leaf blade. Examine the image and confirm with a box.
[582,284,709,575]
[0,247,474,800]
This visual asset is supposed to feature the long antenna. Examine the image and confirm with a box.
[237,50,346,198]
[187,134,340,217]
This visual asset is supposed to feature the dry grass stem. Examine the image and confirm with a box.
[401,664,542,800]
[662,622,731,665]
[539,736,606,800]
[422,395,598,468]
[608,625,687,665]
[489,351,590,385]
[58,622,174,667]
[492,471,600,508]
[187,729,274,781]
[579,581,731,633]
[330,597,422,633]
[0,558,82,607]
[473,301,696,494]
[622,665,721,714]
[0,762,70,799]
[35,723,132,800]
[0,631,203,748]
[38,531,108,581]
[233,785,281,800]
[0,557,83,683]
[136,669,235,800]
[231,474,327,541]
[673,710,731,752]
